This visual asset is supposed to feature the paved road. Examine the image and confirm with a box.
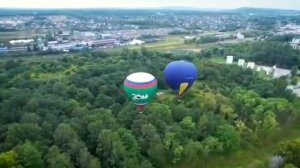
[260,66,291,78]
[294,88,300,97]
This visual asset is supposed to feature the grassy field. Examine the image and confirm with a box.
[0,53,76,62]
[0,35,240,61]
[106,35,220,53]
[0,30,43,41]
[105,36,193,52]
[139,36,226,51]
[210,57,225,64]
[31,64,78,81]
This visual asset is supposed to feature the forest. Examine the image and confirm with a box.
[202,41,300,69]
[0,44,300,168]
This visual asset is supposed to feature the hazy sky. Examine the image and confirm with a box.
[1,0,300,10]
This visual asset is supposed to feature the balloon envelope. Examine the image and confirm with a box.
[163,60,197,96]
[124,72,158,110]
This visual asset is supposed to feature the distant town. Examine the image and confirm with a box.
[0,8,300,55]
[1,7,300,168]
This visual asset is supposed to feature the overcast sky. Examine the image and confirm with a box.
[1,0,300,10]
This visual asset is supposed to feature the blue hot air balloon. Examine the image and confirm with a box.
[163,60,198,97]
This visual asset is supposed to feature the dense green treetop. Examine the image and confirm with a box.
[0,46,299,168]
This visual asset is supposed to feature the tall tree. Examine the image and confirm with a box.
[256,111,278,139]
[277,139,300,167]
[96,129,127,168]
[0,150,17,168]
[291,77,298,86]
[45,145,74,168]
[214,124,240,152]
[53,123,78,150]
[16,142,44,168]
[291,66,299,77]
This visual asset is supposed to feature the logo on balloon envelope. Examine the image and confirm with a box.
[132,94,149,101]
[179,83,189,96]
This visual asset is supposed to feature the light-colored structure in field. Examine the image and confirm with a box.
[9,39,34,45]
[256,66,262,72]
[226,56,234,64]
[247,62,255,69]
[236,32,245,40]
[129,39,145,45]
[237,59,245,66]
[184,36,196,40]
[81,32,96,38]
[287,84,300,97]
[291,37,300,43]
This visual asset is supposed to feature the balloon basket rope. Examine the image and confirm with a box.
[177,95,182,102]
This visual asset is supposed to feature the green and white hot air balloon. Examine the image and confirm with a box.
[123,72,158,111]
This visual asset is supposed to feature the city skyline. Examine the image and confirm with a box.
[1,0,300,10]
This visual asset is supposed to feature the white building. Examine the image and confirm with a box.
[129,39,145,45]
[292,37,300,44]
[9,39,34,45]
[101,33,113,39]
[256,66,262,72]
[47,41,58,48]
[60,31,70,36]
[184,36,196,40]
[290,37,300,50]
[278,24,300,35]
[237,59,245,66]
[49,42,78,51]
[261,66,272,75]
[226,56,234,64]
[236,32,245,40]
[80,32,96,39]
[87,39,118,47]
[247,62,255,69]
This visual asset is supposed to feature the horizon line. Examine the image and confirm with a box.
[0,6,299,11]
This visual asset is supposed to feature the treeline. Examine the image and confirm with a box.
[184,35,237,45]
[0,47,299,168]
[185,36,220,44]
[266,34,296,43]
[0,27,17,32]
[203,41,300,68]
[168,30,191,35]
